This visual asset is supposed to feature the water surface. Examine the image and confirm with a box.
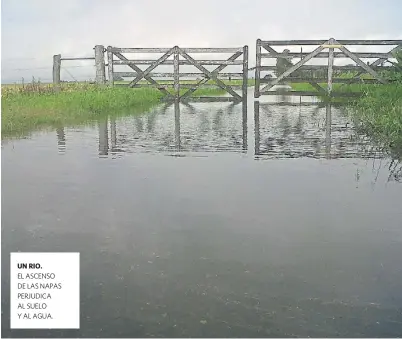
[2,91,402,337]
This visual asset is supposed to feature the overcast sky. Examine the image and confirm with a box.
[1,0,402,83]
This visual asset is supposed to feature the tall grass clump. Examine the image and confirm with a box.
[1,82,163,138]
[343,51,402,157]
[346,83,402,157]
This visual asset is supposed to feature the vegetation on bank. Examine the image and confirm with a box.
[289,51,402,157]
[1,80,238,139]
[290,80,402,158]
[347,83,402,157]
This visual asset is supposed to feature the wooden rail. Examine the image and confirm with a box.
[52,45,103,91]
[254,38,402,98]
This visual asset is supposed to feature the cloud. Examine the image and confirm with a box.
[1,0,401,82]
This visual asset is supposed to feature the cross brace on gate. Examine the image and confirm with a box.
[253,38,402,98]
[106,45,249,103]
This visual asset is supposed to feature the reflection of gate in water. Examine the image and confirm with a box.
[253,101,389,160]
[95,100,247,156]
[55,100,386,161]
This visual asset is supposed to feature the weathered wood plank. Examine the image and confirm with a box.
[179,51,243,99]
[260,40,402,45]
[116,83,240,89]
[260,43,327,92]
[109,47,243,53]
[327,39,335,95]
[242,45,248,101]
[260,52,395,59]
[126,84,174,88]
[261,40,329,45]
[341,45,401,86]
[261,44,280,55]
[337,42,388,84]
[113,60,244,65]
[259,77,383,84]
[94,45,106,85]
[113,51,172,97]
[173,46,180,99]
[128,48,175,88]
[113,72,244,77]
[110,48,171,53]
[179,48,242,100]
[107,46,114,86]
[258,65,394,71]
[116,83,243,89]
[60,57,95,61]
[254,39,262,98]
[181,48,243,53]
[52,54,61,92]
[260,44,325,95]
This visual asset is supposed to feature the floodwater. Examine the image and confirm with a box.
[2,90,402,337]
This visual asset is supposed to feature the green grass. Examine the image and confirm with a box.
[1,82,232,139]
[1,86,161,138]
[346,83,402,158]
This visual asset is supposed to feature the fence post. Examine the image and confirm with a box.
[173,46,180,100]
[242,45,249,102]
[254,39,262,98]
[52,54,61,92]
[327,38,335,96]
[107,46,114,87]
[94,45,106,85]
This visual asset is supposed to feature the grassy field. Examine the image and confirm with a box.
[1,80,243,139]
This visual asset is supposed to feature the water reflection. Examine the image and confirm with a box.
[174,100,181,150]
[253,101,382,160]
[98,119,109,157]
[95,99,247,156]
[325,103,332,159]
[57,95,401,183]
[2,94,402,338]
[56,127,66,154]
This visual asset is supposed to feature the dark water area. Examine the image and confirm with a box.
[2,90,402,337]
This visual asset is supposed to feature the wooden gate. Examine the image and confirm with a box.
[253,38,402,98]
[106,46,248,103]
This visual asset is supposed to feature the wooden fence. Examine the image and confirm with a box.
[253,38,402,98]
[52,49,98,92]
[105,45,248,102]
